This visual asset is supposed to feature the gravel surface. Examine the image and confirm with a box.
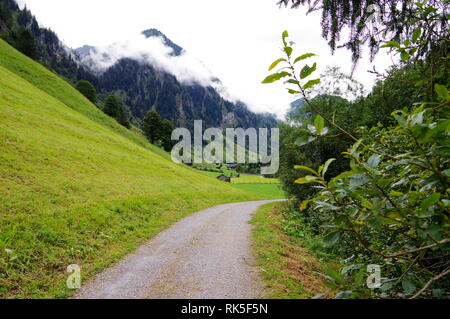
[74,200,284,299]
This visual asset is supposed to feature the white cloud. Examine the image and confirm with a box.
[79,34,216,87]
[18,0,396,118]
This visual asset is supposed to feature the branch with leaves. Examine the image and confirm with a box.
[262,28,450,298]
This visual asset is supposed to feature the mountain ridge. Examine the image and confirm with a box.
[72,28,278,129]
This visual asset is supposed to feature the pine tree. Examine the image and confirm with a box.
[160,119,174,151]
[103,94,131,129]
[0,2,13,28]
[103,94,121,119]
[117,107,131,129]
[142,110,162,144]
[15,28,39,60]
[76,80,97,104]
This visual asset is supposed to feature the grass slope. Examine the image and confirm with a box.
[0,41,260,298]
[0,40,152,151]
[250,202,328,298]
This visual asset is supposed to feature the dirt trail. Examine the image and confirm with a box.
[74,199,284,299]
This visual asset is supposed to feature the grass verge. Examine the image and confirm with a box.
[250,202,329,298]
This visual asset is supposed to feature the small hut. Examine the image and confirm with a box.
[216,174,231,183]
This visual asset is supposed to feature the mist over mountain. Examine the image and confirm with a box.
[74,29,277,129]
[0,0,277,130]
[142,28,183,56]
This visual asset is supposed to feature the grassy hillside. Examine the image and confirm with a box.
[0,40,260,298]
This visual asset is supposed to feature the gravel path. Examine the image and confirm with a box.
[74,199,284,299]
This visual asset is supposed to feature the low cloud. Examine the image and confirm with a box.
[78,33,217,87]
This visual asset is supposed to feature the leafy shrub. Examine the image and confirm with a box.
[263,6,449,297]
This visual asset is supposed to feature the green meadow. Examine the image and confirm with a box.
[0,39,269,298]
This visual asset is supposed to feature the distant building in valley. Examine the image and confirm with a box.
[216,174,231,183]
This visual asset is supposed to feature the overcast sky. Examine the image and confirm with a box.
[17,0,396,118]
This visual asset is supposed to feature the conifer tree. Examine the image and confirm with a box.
[117,107,131,129]
[160,119,174,151]
[142,110,162,144]
[15,28,39,60]
[103,94,121,119]
[76,80,97,104]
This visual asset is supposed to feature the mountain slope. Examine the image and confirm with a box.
[0,40,259,298]
[88,40,278,130]
[142,28,183,56]
[1,1,277,131]
[0,38,152,151]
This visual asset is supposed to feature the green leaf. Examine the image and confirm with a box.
[320,158,336,177]
[421,193,440,210]
[303,78,321,89]
[434,84,449,101]
[443,169,450,177]
[409,111,425,126]
[300,63,317,79]
[314,115,325,132]
[349,139,363,154]
[268,58,286,71]
[392,113,406,127]
[315,201,339,210]
[381,40,400,48]
[282,30,289,41]
[389,190,403,197]
[408,47,418,55]
[368,217,384,228]
[262,72,291,84]
[400,50,410,61]
[286,79,299,85]
[323,231,341,247]
[294,53,316,63]
[284,46,293,57]
[423,225,444,241]
[349,174,371,188]
[294,175,320,184]
[402,280,416,295]
[325,267,346,284]
[412,28,422,43]
[367,154,381,168]
[300,200,310,211]
[294,165,318,176]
